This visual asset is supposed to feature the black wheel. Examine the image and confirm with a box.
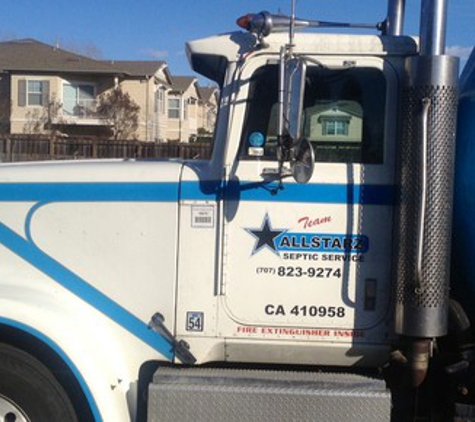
[0,343,79,422]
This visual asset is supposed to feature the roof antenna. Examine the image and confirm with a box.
[288,0,296,56]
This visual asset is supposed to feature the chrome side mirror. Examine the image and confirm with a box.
[284,57,306,145]
[281,56,314,183]
[291,138,315,183]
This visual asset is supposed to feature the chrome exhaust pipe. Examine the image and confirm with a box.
[394,0,459,385]
[386,0,406,36]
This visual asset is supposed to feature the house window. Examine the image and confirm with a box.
[322,119,349,136]
[207,107,216,130]
[168,98,180,119]
[63,83,96,117]
[28,81,45,106]
[155,88,166,114]
[183,100,188,120]
[18,80,50,107]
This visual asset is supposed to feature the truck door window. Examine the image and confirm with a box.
[240,64,386,164]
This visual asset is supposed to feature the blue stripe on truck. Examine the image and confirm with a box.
[0,316,103,422]
[0,182,180,202]
[0,181,394,205]
[0,180,394,364]
[0,221,175,360]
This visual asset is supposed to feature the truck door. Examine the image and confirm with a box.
[220,56,399,363]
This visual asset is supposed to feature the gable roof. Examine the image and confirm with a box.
[111,60,172,85]
[307,100,363,119]
[0,39,172,83]
[110,60,165,77]
[0,39,120,74]
[169,76,197,93]
[198,86,218,102]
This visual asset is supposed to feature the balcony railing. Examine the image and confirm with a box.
[62,99,98,119]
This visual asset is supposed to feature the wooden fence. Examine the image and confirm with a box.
[0,135,213,163]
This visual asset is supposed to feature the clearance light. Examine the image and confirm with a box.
[237,10,379,38]
[236,11,273,38]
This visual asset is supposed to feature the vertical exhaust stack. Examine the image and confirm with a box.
[385,0,406,36]
[394,0,459,383]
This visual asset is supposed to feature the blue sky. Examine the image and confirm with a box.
[0,0,473,79]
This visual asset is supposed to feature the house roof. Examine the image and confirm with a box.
[0,39,172,82]
[169,76,197,93]
[0,39,120,74]
[307,100,363,119]
[197,86,218,102]
[110,60,166,77]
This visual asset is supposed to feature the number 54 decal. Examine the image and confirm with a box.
[186,312,204,332]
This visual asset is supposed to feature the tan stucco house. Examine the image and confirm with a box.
[304,100,364,143]
[197,86,219,136]
[166,76,201,142]
[110,61,171,142]
[0,39,172,141]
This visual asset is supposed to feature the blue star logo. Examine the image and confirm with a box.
[245,214,286,255]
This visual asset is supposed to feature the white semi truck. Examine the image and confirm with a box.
[1,0,475,421]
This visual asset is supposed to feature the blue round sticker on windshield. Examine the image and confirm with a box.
[248,132,265,148]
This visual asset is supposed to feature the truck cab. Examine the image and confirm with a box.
[178,30,418,367]
[0,2,469,422]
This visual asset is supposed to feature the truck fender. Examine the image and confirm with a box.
[0,267,170,422]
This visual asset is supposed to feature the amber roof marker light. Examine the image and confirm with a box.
[236,11,273,38]
[236,10,380,39]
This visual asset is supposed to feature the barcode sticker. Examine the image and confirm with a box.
[191,206,215,228]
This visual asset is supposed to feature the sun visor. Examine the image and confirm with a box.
[186,32,255,85]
